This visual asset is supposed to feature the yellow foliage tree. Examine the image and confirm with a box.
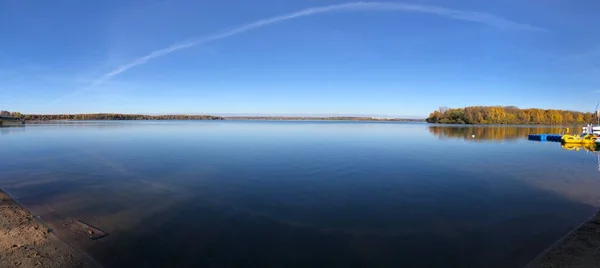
[427,106,593,125]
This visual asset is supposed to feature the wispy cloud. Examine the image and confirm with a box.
[54,1,545,102]
[566,48,600,62]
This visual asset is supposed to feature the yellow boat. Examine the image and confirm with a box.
[561,134,597,144]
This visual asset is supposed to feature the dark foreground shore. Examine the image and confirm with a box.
[527,209,600,268]
[0,189,98,268]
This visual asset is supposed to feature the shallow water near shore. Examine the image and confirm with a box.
[2,121,600,267]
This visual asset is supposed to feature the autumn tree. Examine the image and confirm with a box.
[427,106,593,125]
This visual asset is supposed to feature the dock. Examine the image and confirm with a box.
[527,134,563,142]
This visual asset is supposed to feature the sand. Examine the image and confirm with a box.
[527,209,600,268]
[0,189,98,268]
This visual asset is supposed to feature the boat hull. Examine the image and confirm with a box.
[561,134,597,144]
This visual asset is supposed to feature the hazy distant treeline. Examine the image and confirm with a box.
[0,110,22,118]
[426,106,595,124]
[2,111,423,122]
[223,116,423,121]
[20,113,224,121]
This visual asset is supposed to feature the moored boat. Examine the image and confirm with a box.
[561,133,597,144]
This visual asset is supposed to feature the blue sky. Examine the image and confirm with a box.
[2,0,600,117]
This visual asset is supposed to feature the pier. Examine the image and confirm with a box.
[527,134,562,142]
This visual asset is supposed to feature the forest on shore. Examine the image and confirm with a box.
[22,113,224,121]
[1,111,422,122]
[1,111,223,120]
[426,106,595,124]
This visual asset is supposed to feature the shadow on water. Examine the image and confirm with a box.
[86,196,593,268]
[5,164,596,268]
[428,125,574,142]
[85,179,595,268]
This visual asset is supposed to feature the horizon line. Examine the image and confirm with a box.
[11,112,427,119]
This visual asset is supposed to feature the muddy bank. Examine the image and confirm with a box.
[527,209,600,268]
[0,189,99,268]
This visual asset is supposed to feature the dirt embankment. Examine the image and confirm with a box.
[0,189,98,268]
[527,210,600,268]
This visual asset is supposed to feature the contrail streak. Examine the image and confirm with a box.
[54,1,545,102]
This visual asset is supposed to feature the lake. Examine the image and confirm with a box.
[2,121,600,267]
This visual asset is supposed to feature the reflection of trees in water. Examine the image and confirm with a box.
[0,123,134,135]
[0,125,25,136]
[428,126,570,141]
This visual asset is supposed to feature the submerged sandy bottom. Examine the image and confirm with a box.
[0,189,98,268]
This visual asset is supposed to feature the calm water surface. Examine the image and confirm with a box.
[2,121,600,267]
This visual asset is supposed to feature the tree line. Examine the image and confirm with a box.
[2,110,424,122]
[223,116,423,121]
[426,106,595,125]
[1,110,22,118]
[2,112,223,121]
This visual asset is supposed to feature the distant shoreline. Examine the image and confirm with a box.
[221,116,425,122]
[6,114,426,123]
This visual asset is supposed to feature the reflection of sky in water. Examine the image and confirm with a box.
[1,122,600,267]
